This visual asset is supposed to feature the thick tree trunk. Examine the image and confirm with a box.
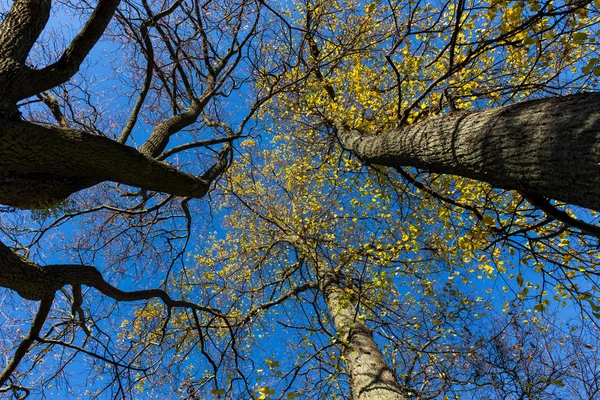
[319,269,406,400]
[0,120,214,208]
[340,93,600,211]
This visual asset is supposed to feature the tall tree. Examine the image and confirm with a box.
[0,0,272,396]
[274,0,600,211]
[185,119,600,399]
[214,0,600,397]
[1,0,600,398]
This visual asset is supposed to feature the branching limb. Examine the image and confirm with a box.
[117,22,154,144]
[240,282,319,325]
[35,338,147,372]
[0,294,54,387]
[22,0,122,100]
[71,284,90,336]
[117,0,183,144]
[157,136,237,161]
[139,98,210,158]
[36,91,69,128]
[0,239,235,388]
[520,192,600,238]
[0,239,224,314]
[394,167,503,232]
[0,384,30,400]
[201,143,233,183]
[0,120,218,208]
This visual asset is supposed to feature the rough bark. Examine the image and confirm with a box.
[0,0,50,63]
[0,0,121,111]
[0,120,215,208]
[340,93,600,211]
[139,99,206,158]
[0,0,51,118]
[286,234,405,399]
[0,1,232,209]
[0,240,118,301]
[319,268,406,400]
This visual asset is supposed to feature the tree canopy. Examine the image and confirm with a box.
[1,0,600,399]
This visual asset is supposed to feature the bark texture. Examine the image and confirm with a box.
[0,0,233,209]
[0,0,121,117]
[0,241,101,300]
[289,234,405,399]
[319,269,406,400]
[0,120,213,208]
[340,93,600,211]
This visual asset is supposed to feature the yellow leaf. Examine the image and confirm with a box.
[482,215,495,226]
[259,386,276,396]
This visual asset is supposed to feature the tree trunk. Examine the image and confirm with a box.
[0,120,213,208]
[319,269,406,400]
[288,234,406,399]
[339,93,600,211]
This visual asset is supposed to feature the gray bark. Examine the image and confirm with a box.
[287,234,405,399]
[319,268,406,400]
[340,93,600,211]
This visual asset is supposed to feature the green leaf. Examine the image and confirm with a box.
[482,215,495,226]
[516,272,524,287]
[573,32,588,43]
[588,300,600,312]
[550,378,565,387]
[583,58,600,75]
[522,36,536,45]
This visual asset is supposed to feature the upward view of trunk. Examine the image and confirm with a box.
[318,267,406,400]
[289,235,405,398]
[340,93,600,212]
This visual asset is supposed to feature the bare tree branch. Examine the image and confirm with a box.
[0,294,54,387]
